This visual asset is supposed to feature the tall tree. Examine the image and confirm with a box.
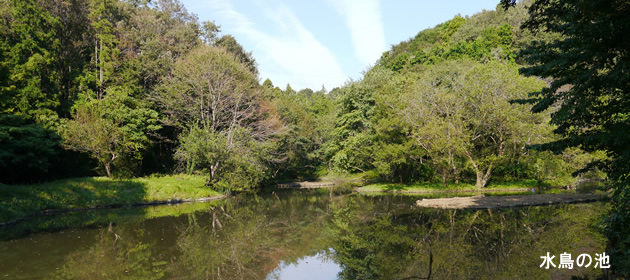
[63,89,160,178]
[117,0,201,95]
[86,0,122,100]
[270,85,335,181]
[42,0,93,117]
[325,78,376,173]
[401,60,548,188]
[216,34,258,76]
[157,45,277,190]
[502,0,630,273]
[1,0,61,122]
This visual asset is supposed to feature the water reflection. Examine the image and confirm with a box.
[266,250,340,280]
[332,196,606,280]
[0,190,607,279]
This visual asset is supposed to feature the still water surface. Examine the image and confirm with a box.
[0,189,606,279]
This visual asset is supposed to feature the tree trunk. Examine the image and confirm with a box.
[187,158,195,175]
[475,172,487,188]
[441,168,448,188]
[475,165,493,188]
[99,39,104,99]
[104,153,117,178]
[452,164,460,184]
[207,162,220,186]
[466,152,492,188]
[104,161,112,178]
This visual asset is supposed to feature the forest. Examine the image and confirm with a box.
[1,0,628,275]
[0,0,600,188]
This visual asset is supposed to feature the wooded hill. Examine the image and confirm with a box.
[323,1,603,188]
[0,0,603,189]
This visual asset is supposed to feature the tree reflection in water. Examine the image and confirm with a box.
[331,195,606,280]
[0,190,606,280]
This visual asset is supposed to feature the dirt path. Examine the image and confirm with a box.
[416,193,606,209]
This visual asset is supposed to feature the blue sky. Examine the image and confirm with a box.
[178,0,501,91]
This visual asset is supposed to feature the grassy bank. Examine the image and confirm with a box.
[359,179,540,193]
[0,174,223,223]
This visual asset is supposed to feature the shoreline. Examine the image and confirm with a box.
[0,194,228,227]
[0,175,225,226]
[0,177,598,227]
[357,187,532,194]
[416,193,607,209]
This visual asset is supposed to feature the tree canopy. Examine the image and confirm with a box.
[508,0,630,273]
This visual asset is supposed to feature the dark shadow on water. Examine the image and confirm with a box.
[0,178,149,236]
[0,207,148,240]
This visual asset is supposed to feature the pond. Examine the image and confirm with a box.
[0,189,607,279]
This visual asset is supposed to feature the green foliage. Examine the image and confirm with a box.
[86,0,123,99]
[445,23,516,62]
[513,0,630,274]
[0,114,60,183]
[158,45,273,191]
[389,52,409,71]
[62,94,160,177]
[0,0,206,182]
[399,60,548,187]
[325,67,431,183]
[62,104,125,177]
[325,70,380,174]
[1,0,61,120]
[380,3,533,72]
[328,57,556,187]
[216,34,259,76]
[175,126,269,192]
[440,15,466,43]
[325,81,373,172]
[270,86,335,181]
[115,0,201,95]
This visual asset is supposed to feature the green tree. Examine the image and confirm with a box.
[117,0,201,95]
[502,0,630,273]
[0,0,61,121]
[157,45,276,190]
[326,67,430,182]
[401,60,548,187]
[62,91,160,177]
[0,114,60,183]
[216,34,258,76]
[62,104,125,177]
[86,0,122,100]
[325,78,376,173]
[270,86,335,180]
[42,0,94,118]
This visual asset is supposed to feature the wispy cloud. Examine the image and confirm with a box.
[330,0,386,66]
[207,0,347,90]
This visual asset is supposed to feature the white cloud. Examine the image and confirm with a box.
[207,0,347,90]
[330,0,386,66]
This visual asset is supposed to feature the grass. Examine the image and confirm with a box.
[359,179,540,193]
[0,174,223,223]
[317,171,366,182]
